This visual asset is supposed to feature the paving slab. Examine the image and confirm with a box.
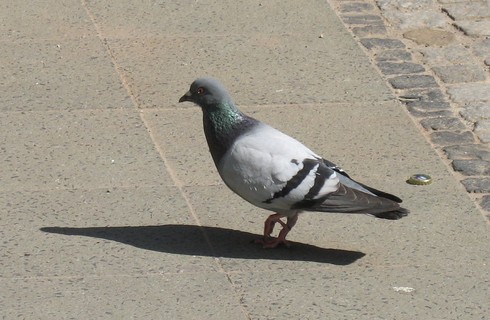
[0,109,170,191]
[84,0,341,36]
[230,263,488,320]
[1,273,247,320]
[0,186,214,278]
[0,39,132,111]
[0,0,94,41]
[107,33,392,108]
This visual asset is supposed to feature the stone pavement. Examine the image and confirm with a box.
[329,0,490,215]
[1,1,489,319]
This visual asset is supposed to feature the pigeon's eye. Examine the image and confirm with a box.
[197,87,205,95]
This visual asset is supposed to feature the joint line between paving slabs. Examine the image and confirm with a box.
[79,0,210,232]
[80,0,211,248]
[80,2,252,316]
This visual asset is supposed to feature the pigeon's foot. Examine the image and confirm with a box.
[254,236,291,248]
[262,213,286,237]
[254,213,298,249]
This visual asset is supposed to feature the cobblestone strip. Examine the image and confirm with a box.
[328,0,490,219]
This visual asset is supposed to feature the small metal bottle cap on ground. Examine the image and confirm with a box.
[407,174,432,185]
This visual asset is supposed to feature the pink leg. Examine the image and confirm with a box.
[255,213,299,248]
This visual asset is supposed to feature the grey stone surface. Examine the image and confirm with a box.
[481,195,490,211]
[432,65,487,84]
[420,116,466,131]
[351,25,387,37]
[473,38,490,57]
[447,83,490,103]
[377,61,425,75]
[377,0,437,10]
[340,2,374,12]
[360,38,406,49]
[462,178,490,193]
[460,104,490,122]
[389,75,438,89]
[443,3,490,20]
[341,14,383,25]
[444,144,490,161]
[399,88,453,117]
[381,9,448,30]
[430,131,475,145]
[455,20,490,36]
[375,49,412,61]
[419,44,474,64]
[399,88,450,109]
[485,57,490,66]
[406,106,453,118]
[475,120,490,143]
[452,160,490,175]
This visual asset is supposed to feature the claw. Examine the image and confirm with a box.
[254,212,298,249]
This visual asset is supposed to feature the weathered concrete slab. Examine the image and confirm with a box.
[0,109,171,191]
[0,39,132,111]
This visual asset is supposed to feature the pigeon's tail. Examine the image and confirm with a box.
[373,207,409,220]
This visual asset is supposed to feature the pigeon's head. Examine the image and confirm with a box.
[179,78,234,109]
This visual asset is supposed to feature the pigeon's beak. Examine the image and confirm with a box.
[179,91,193,103]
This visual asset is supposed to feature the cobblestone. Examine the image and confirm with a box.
[481,195,490,212]
[475,120,490,143]
[399,88,453,116]
[443,144,490,161]
[351,25,387,37]
[472,38,490,57]
[419,45,473,64]
[455,20,490,37]
[376,0,436,10]
[432,65,487,84]
[360,38,405,49]
[443,3,490,20]
[459,104,490,122]
[375,49,412,61]
[430,131,475,145]
[420,116,466,131]
[341,15,384,25]
[389,74,438,89]
[400,88,448,106]
[340,2,375,12]
[381,10,448,30]
[462,178,490,193]
[406,107,453,118]
[377,61,425,75]
[447,83,490,103]
[452,160,490,176]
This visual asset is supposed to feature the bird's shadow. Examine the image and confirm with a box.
[40,224,365,265]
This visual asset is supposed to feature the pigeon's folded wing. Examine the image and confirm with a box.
[218,124,340,211]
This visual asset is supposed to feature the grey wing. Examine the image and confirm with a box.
[298,183,408,219]
[322,158,403,203]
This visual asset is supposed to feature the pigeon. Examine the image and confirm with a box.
[179,78,409,248]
